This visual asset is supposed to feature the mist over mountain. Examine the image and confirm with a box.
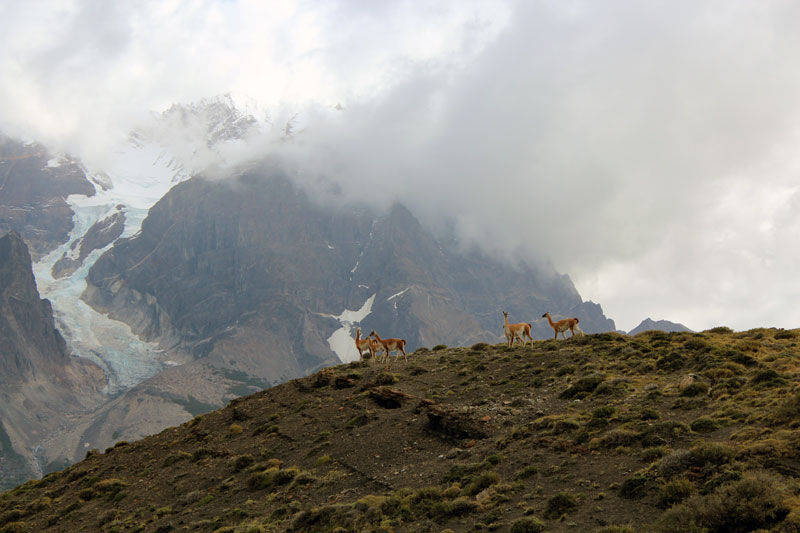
[0,96,618,489]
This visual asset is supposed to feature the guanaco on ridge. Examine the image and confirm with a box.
[542,311,581,339]
[503,311,533,346]
[369,330,407,365]
[354,328,376,361]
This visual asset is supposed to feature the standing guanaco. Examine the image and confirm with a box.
[503,311,533,346]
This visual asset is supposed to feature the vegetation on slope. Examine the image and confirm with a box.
[3,327,800,532]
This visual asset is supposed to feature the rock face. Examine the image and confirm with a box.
[0,232,106,491]
[0,232,70,381]
[0,136,95,260]
[628,318,693,335]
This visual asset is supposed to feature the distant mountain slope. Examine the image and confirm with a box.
[4,327,800,532]
[84,170,615,371]
[0,232,105,491]
[73,171,614,459]
[629,317,692,335]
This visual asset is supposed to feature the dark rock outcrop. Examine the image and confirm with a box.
[0,136,95,259]
[0,232,106,491]
[0,231,69,381]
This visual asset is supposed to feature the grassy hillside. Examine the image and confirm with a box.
[3,327,800,532]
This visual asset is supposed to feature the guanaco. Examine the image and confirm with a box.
[369,331,407,365]
[503,311,533,347]
[354,328,375,361]
[542,312,580,340]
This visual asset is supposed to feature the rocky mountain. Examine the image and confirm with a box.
[82,170,613,390]
[0,96,614,489]
[65,169,615,465]
[0,232,106,491]
[3,327,800,531]
[0,136,95,260]
[629,318,692,336]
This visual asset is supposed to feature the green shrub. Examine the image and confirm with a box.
[431,497,478,518]
[543,492,578,519]
[619,475,648,499]
[514,465,538,480]
[371,372,397,386]
[684,339,711,352]
[680,381,708,397]
[658,442,734,479]
[509,517,547,533]
[690,417,721,433]
[722,350,757,367]
[592,406,616,420]
[466,472,501,496]
[232,454,255,472]
[656,352,686,371]
[0,522,27,533]
[705,326,733,334]
[247,467,298,490]
[560,374,605,398]
[556,365,577,376]
[750,369,787,387]
[772,391,800,425]
[655,474,789,533]
[0,510,24,528]
[658,477,694,508]
[594,428,639,448]
[442,462,486,483]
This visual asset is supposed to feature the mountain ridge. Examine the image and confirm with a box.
[3,327,800,531]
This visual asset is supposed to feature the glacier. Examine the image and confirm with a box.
[29,95,311,394]
[33,141,189,394]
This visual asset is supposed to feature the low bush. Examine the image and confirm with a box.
[543,492,578,519]
[619,475,648,499]
[509,517,547,533]
[658,477,694,508]
[655,474,789,532]
[560,374,605,399]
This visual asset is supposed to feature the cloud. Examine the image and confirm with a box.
[277,1,800,331]
[3,0,800,331]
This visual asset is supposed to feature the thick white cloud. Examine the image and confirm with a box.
[2,0,800,332]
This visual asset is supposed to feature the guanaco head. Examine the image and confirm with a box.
[368,330,376,338]
[541,312,550,318]
[503,311,509,318]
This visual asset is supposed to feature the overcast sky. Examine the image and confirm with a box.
[3,0,800,332]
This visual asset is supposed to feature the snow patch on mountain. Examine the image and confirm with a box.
[325,294,376,363]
